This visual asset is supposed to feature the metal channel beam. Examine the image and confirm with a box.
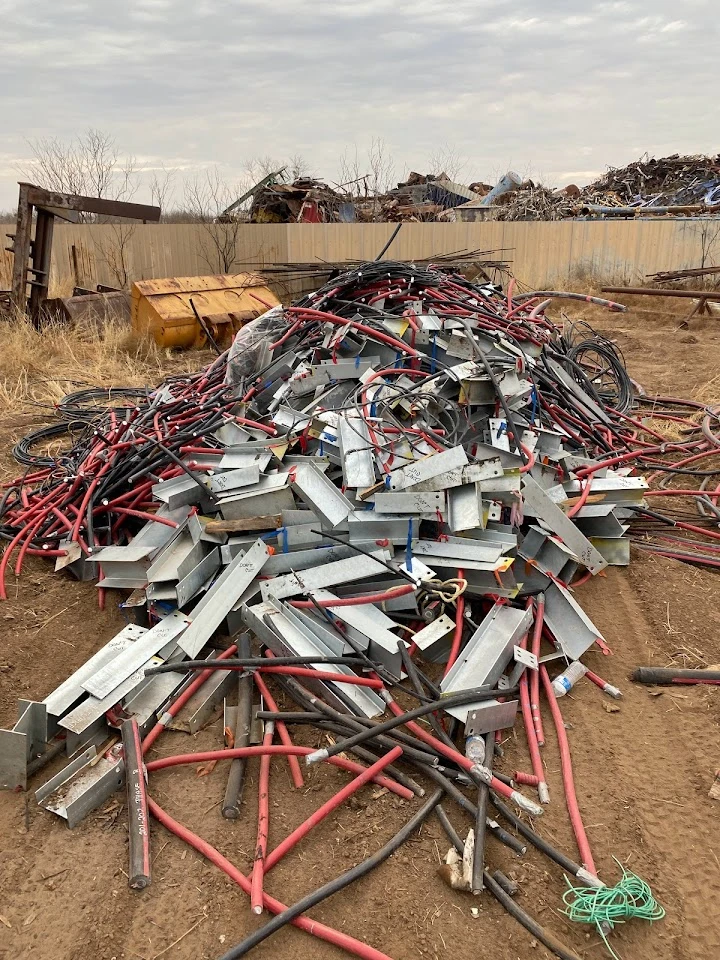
[63,643,182,734]
[242,601,373,716]
[412,539,503,565]
[338,415,376,489]
[36,745,126,829]
[447,483,485,532]
[521,475,607,575]
[273,601,385,717]
[207,464,261,494]
[179,540,270,656]
[82,611,190,700]
[409,458,504,492]
[372,491,444,514]
[543,581,606,660]
[175,548,221,607]
[44,624,147,717]
[310,589,404,672]
[291,462,354,528]
[388,446,468,491]
[261,550,390,601]
[441,604,532,723]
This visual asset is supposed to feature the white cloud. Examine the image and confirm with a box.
[0,0,716,207]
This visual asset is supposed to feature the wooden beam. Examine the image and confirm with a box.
[10,183,32,310]
[22,184,161,222]
[203,515,281,535]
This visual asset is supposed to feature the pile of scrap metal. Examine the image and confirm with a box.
[455,154,720,221]
[581,152,720,211]
[248,177,355,223]
[1,261,682,959]
[373,172,479,222]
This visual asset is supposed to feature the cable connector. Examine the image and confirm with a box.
[576,867,604,889]
[510,790,544,817]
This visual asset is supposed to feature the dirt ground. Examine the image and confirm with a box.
[1,300,719,960]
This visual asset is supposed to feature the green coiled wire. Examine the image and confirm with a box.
[562,858,665,960]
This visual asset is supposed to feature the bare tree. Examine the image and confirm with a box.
[96,222,137,289]
[337,147,366,194]
[183,168,245,273]
[149,165,176,216]
[426,144,467,182]
[17,129,137,218]
[698,220,720,271]
[287,154,311,180]
[368,138,395,195]
[336,140,396,218]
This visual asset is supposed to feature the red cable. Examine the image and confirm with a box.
[148,798,392,960]
[145,746,412,800]
[289,583,415,608]
[530,596,545,747]
[252,669,304,789]
[566,477,592,519]
[142,644,238,755]
[256,666,384,688]
[539,664,595,873]
[518,622,548,803]
[286,306,419,357]
[251,722,274,914]
[265,746,403,873]
[444,568,465,676]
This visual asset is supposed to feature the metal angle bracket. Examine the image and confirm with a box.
[441,604,533,722]
[464,700,519,736]
[543,581,606,660]
[36,745,126,829]
[291,462,354,528]
[521,475,607,576]
[179,539,270,657]
[507,646,538,688]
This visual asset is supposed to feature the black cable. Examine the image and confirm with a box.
[217,789,443,960]
[189,298,222,355]
[309,685,518,765]
[483,870,583,960]
[397,640,456,749]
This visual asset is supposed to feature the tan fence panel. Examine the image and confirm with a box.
[0,220,711,298]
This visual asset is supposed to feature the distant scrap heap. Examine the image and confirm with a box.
[222,154,720,224]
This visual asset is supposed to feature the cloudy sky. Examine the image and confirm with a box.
[0,0,717,210]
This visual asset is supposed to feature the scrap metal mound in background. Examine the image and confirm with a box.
[5,259,710,958]
[465,153,720,220]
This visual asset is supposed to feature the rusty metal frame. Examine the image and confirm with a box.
[8,182,160,323]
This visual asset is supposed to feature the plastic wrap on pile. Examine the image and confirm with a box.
[225,306,288,387]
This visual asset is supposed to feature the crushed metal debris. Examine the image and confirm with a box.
[5,257,709,960]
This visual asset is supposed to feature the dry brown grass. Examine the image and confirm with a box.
[0,312,208,419]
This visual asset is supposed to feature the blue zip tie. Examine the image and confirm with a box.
[370,402,377,419]
[384,474,391,488]
[355,355,360,368]
[530,387,538,425]
[405,518,413,573]
[319,439,324,456]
